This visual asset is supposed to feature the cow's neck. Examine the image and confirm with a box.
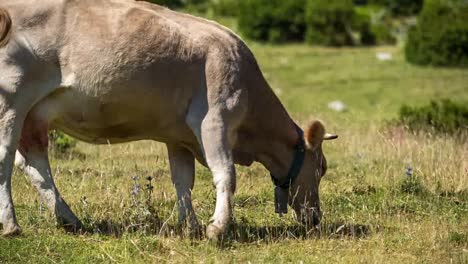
[255,119,299,182]
[244,77,300,182]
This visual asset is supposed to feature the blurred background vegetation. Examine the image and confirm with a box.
[145,0,467,67]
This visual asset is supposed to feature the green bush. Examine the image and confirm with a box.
[356,0,423,16]
[146,0,184,9]
[386,0,423,16]
[352,10,376,45]
[398,99,468,135]
[353,0,369,6]
[209,0,238,17]
[353,7,396,46]
[405,0,468,67]
[49,131,77,153]
[305,0,355,46]
[147,0,210,11]
[371,23,396,45]
[185,0,212,13]
[359,22,376,46]
[238,0,306,43]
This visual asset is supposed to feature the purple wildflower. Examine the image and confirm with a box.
[406,166,413,177]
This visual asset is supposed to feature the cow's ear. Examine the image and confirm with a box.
[305,120,325,150]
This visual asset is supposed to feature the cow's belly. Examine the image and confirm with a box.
[30,86,196,145]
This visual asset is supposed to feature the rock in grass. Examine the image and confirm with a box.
[328,100,347,112]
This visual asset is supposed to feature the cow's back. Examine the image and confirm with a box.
[1,0,259,148]
[57,0,244,87]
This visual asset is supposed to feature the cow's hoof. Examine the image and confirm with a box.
[206,223,223,241]
[181,223,202,238]
[189,223,203,239]
[2,224,22,237]
[61,219,85,234]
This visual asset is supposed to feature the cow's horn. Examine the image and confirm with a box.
[323,133,338,140]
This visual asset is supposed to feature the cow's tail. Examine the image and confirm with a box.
[0,8,12,48]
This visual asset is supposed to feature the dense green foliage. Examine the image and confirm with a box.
[147,0,184,9]
[147,0,210,12]
[49,131,77,153]
[238,0,306,43]
[210,0,239,17]
[351,10,374,45]
[305,0,355,46]
[386,0,424,16]
[145,0,399,46]
[405,0,468,67]
[353,0,423,15]
[398,99,468,135]
[353,7,397,45]
[371,23,397,45]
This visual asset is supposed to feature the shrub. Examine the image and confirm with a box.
[305,0,355,46]
[361,0,423,16]
[49,131,77,153]
[209,0,238,17]
[371,23,396,45]
[352,7,396,46]
[184,0,211,13]
[147,0,210,11]
[352,10,375,45]
[405,0,468,67]
[386,0,424,16]
[353,0,369,6]
[147,0,184,9]
[398,99,468,135]
[238,0,306,43]
[359,22,376,46]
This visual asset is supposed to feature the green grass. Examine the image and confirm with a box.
[1,21,467,264]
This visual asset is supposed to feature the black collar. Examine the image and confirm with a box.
[270,123,306,190]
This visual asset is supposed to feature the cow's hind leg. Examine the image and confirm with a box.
[0,21,62,235]
[15,115,82,232]
[166,144,199,234]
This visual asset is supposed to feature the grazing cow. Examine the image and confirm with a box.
[0,0,337,239]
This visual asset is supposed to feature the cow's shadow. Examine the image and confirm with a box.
[80,217,371,243]
[222,221,371,244]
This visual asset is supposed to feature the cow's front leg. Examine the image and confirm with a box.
[0,109,24,236]
[200,113,236,240]
[166,144,199,233]
[15,116,82,232]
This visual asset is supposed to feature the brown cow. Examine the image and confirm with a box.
[0,0,336,239]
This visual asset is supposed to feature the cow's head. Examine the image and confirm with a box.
[289,120,337,227]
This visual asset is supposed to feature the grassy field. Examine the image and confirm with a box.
[1,22,467,263]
